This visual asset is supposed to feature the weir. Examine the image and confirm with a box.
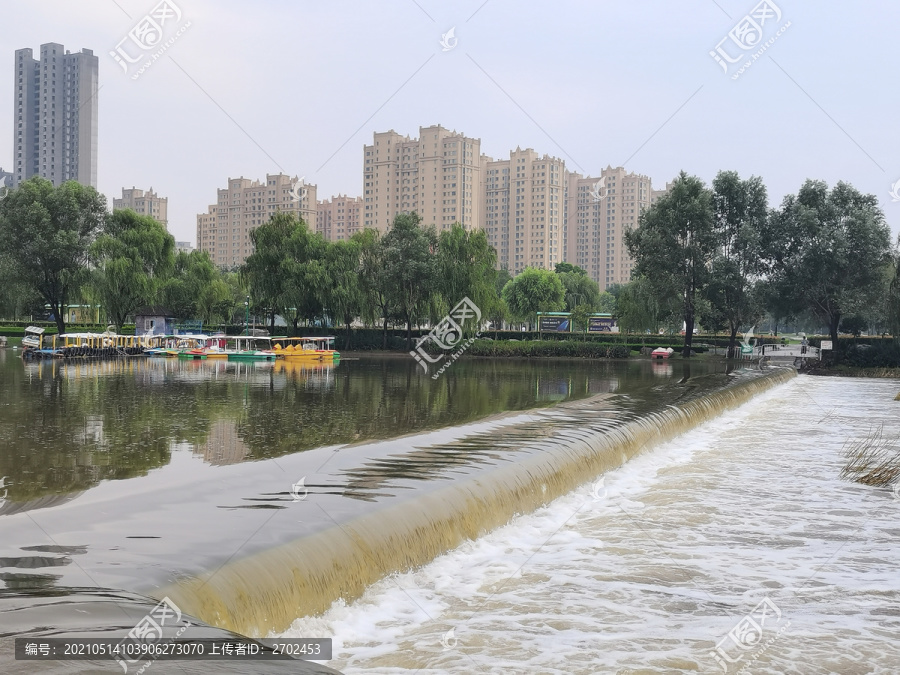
[159,367,796,637]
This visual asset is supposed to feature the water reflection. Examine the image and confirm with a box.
[0,351,726,510]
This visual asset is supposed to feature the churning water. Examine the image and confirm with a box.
[281,376,900,674]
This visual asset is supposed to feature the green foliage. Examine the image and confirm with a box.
[382,213,438,347]
[616,277,679,335]
[839,315,868,337]
[501,267,565,322]
[626,172,718,356]
[89,209,175,331]
[0,177,106,333]
[558,270,600,311]
[436,224,498,328]
[161,250,237,324]
[596,291,616,314]
[554,262,587,276]
[464,339,630,359]
[763,180,892,346]
[704,171,768,354]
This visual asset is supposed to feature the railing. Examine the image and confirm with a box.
[752,344,820,359]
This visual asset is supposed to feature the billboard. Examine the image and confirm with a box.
[539,315,571,332]
[588,316,616,332]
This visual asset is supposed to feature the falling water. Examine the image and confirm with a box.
[279,375,900,674]
[159,369,795,637]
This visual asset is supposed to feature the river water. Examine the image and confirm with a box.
[281,376,900,674]
[1,351,897,674]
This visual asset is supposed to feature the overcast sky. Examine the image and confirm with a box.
[2,0,898,245]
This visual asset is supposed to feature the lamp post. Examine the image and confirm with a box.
[245,296,250,336]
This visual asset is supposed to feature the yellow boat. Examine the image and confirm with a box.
[272,336,340,362]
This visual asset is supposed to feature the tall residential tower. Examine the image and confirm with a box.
[13,43,99,187]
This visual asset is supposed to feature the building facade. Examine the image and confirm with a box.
[196,174,317,268]
[13,43,98,188]
[113,187,168,228]
[563,166,654,291]
[363,125,483,233]
[482,147,566,276]
[317,195,362,241]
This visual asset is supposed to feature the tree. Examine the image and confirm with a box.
[839,315,868,338]
[763,180,892,348]
[355,228,395,349]
[554,262,587,276]
[0,178,106,334]
[487,267,512,337]
[615,276,679,338]
[501,267,565,327]
[889,238,900,339]
[558,270,600,311]
[320,238,362,348]
[596,291,616,314]
[242,213,304,332]
[382,213,438,349]
[161,250,234,325]
[436,223,497,330]
[89,209,175,331]
[280,221,326,333]
[706,171,768,357]
[626,172,717,357]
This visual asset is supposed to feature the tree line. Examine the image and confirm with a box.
[1,174,897,359]
[624,171,899,356]
[0,178,242,334]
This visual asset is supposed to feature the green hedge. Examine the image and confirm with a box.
[458,339,630,359]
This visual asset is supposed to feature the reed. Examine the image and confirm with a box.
[840,424,900,486]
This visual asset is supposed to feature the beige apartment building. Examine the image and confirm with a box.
[363,125,483,233]
[563,166,654,291]
[196,174,317,268]
[317,195,363,241]
[481,147,566,275]
[114,187,168,228]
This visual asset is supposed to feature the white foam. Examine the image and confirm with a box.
[280,376,900,674]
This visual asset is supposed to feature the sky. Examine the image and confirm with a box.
[2,0,898,245]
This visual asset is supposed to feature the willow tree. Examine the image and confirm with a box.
[501,267,565,328]
[242,213,304,332]
[0,177,106,334]
[382,213,438,349]
[90,209,175,331]
[626,172,717,357]
[763,181,892,348]
[435,223,497,331]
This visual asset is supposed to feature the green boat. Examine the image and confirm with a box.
[225,336,277,361]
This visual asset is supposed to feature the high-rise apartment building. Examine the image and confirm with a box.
[317,195,362,241]
[13,43,98,188]
[363,125,483,232]
[482,147,565,275]
[114,187,168,228]
[196,174,317,268]
[563,166,654,290]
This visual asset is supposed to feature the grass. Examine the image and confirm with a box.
[840,424,900,487]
